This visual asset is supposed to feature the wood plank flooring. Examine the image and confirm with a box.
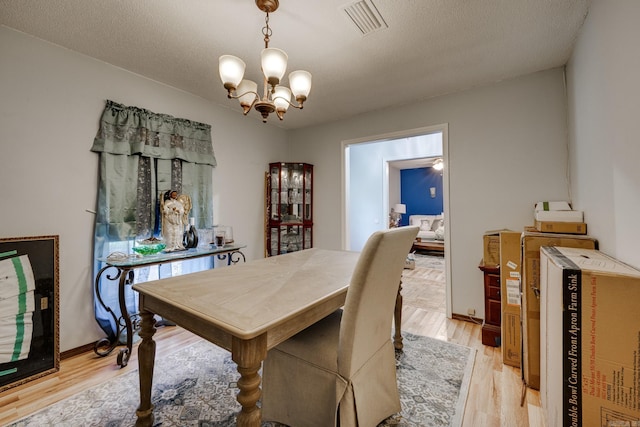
[0,256,545,426]
[401,258,544,427]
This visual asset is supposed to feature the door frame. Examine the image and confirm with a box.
[341,123,452,318]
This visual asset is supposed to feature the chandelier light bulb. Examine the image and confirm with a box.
[289,70,312,103]
[261,48,288,87]
[218,55,246,91]
[237,80,258,113]
[273,86,292,119]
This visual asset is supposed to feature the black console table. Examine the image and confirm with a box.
[94,244,246,367]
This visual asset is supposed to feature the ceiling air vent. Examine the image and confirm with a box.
[341,0,388,36]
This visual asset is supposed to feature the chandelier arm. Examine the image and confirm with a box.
[227,90,261,102]
[272,95,305,110]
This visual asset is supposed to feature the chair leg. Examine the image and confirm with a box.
[394,280,403,350]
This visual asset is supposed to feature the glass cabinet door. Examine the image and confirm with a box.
[304,164,312,222]
[266,163,313,256]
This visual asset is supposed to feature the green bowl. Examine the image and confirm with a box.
[132,242,166,255]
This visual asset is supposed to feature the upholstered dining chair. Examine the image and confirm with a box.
[261,226,419,427]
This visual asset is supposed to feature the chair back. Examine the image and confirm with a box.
[338,226,419,377]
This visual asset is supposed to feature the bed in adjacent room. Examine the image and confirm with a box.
[409,214,445,253]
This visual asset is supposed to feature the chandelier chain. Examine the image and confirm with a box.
[262,13,272,48]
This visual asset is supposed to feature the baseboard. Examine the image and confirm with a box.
[61,342,95,360]
[452,312,483,324]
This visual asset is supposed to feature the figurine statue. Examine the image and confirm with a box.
[160,190,192,252]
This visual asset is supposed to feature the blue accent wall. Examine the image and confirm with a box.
[399,167,443,226]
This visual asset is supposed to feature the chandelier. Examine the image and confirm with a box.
[218,0,312,123]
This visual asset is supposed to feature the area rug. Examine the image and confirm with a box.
[412,253,445,271]
[9,333,475,427]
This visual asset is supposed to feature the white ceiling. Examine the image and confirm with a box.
[0,0,590,129]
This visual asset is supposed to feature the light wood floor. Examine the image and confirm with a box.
[401,258,545,427]
[0,257,545,426]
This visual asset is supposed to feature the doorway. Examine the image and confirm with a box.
[341,124,452,317]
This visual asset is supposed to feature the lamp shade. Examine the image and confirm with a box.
[236,80,258,108]
[261,48,288,86]
[289,70,312,101]
[219,55,246,90]
[393,204,406,214]
[273,86,291,112]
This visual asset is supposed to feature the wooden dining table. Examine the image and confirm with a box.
[132,248,404,427]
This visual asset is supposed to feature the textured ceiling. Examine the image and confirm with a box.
[0,0,590,129]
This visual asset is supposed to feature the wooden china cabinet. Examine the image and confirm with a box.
[265,163,313,256]
[478,261,501,347]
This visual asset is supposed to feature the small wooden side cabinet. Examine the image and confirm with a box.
[478,261,501,347]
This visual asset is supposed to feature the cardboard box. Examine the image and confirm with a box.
[534,220,587,235]
[520,232,598,390]
[499,231,522,367]
[540,247,640,427]
[534,209,584,222]
[483,230,506,267]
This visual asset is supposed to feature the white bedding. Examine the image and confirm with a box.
[417,230,437,240]
[409,214,444,240]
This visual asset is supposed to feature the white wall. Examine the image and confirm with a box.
[566,0,640,269]
[5,8,621,347]
[347,134,442,251]
[290,68,570,318]
[0,26,288,352]
[389,166,400,216]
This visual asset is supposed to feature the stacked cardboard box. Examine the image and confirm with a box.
[540,247,640,427]
[483,230,504,267]
[496,228,599,375]
[499,231,522,367]
[534,220,587,234]
[520,232,598,390]
[533,201,587,235]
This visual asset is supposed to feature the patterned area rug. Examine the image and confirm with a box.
[9,333,474,427]
[412,253,445,270]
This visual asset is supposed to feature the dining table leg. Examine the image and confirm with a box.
[135,309,157,427]
[232,333,268,427]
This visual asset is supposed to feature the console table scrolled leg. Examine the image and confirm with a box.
[230,250,246,265]
[117,268,135,368]
[93,265,122,357]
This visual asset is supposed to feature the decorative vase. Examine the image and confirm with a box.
[183,218,199,249]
